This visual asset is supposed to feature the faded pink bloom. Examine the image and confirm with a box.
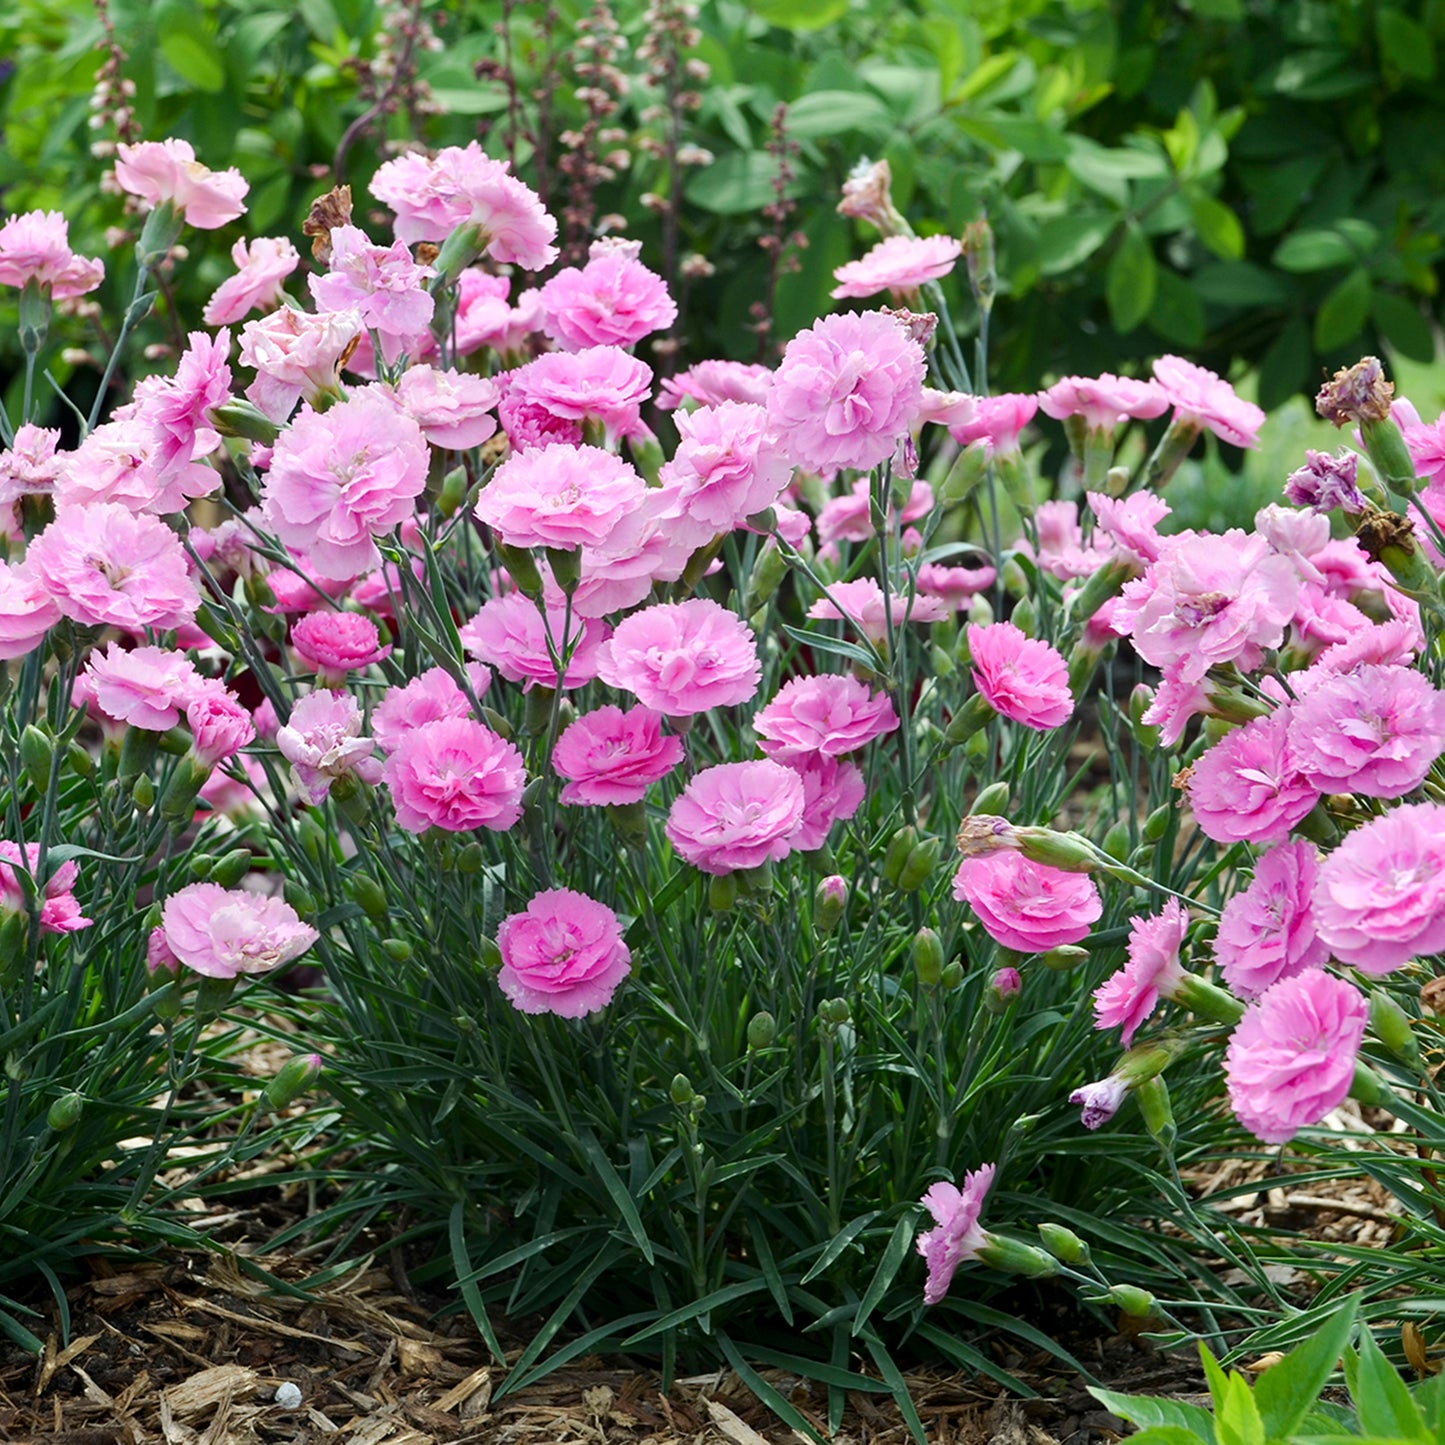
[664,759,806,874]
[831,234,962,299]
[753,673,898,762]
[660,401,793,532]
[114,138,248,229]
[1187,711,1318,846]
[239,305,362,422]
[0,424,63,507]
[148,927,180,974]
[204,235,300,325]
[539,245,677,350]
[1152,355,1264,449]
[0,210,104,297]
[184,680,256,768]
[276,689,384,804]
[309,224,435,355]
[81,643,199,730]
[497,888,632,1017]
[1313,802,1445,973]
[1284,449,1366,514]
[916,1164,995,1306]
[1038,374,1168,430]
[1215,842,1328,1000]
[552,705,684,806]
[597,599,761,716]
[942,393,1038,455]
[261,388,430,580]
[837,158,901,233]
[120,328,233,469]
[1087,491,1170,568]
[499,346,653,446]
[767,311,925,474]
[1070,1075,1127,1131]
[806,577,949,645]
[967,621,1073,731]
[291,610,392,683]
[382,715,527,833]
[1092,900,1188,1046]
[459,592,609,690]
[0,559,62,660]
[393,366,499,449]
[784,754,866,851]
[371,664,489,754]
[1225,972,1366,1143]
[52,417,217,516]
[951,852,1102,953]
[475,443,645,551]
[0,842,91,935]
[915,562,996,609]
[29,503,199,632]
[657,359,773,411]
[160,883,318,979]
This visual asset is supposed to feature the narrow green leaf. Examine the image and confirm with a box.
[944,1299,1097,1383]
[620,1281,766,1344]
[861,1332,929,1445]
[780,624,883,671]
[800,1211,879,1285]
[742,1345,892,1393]
[852,1214,916,1337]
[915,1323,1037,1395]
[577,1133,655,1264]
[1252,1294,1356,1441]
[747,1217,794,1326]
[717,1333,827,1445]
[448,1204,504,1362]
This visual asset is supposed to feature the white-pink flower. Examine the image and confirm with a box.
[114,139,248,229]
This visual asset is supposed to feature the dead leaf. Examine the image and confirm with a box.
[705,1398,772,1445]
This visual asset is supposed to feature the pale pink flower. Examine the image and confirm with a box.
[784,754,867,851]
[309,224,435,355]
[1069,1076,1128,1131]
[660,401,793,531]
[29,503,199,632]
[1400,409,1445,491]
[753,673,898,761]
[1225,972,1366,1143]
[459,591,609,690]
[160,883,318,979]
[204,235,300,325]
[831,234,962,299]
[121,328,233,468]
[1086,491,1170,568]
[539,246,676,350]
[967,621,1073,731]
[455,270,542,355]
[951,852,1102,953]
[239,305,362,422]
[52,417,217,516]
[806,577,949,645]
[1152,355,1264,449]
[1092,900,1188,1046]
[382,715,527,833]
[767,311,925,474]
[1215,842,1328,1000]
[552,705,684,806]
[657,359,773,411]
[261,388,430,580]
[1140,669,1219,747]
[113,139,248,229]
[0,842,91,935]
[497,888,631,1017]
[916,1164,995,1306]
[1314,618,1420,674]
[0,558,62,660]
[0,210,104,297]
[1313,802,1445,973]
[664,759,806,874]
[0,424,62,507]
[475,443,645,551]
[942,393,1038,455]
[915,562,996,609]
[597,599,761,716]
[291,611,392,682]
[1187,711,1318,846]
[916,389,978,432]
[393,366,499,449]
[371,664,489,754]
[1018,500,1108,580]
[1038,374,1168,430]
[499,346,653,446]
[81,643,199,730]
[276,689,384,804]
[184,680,256,768]
[196,753,270,821]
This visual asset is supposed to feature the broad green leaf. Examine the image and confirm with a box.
[1189,194,1245,260]
[1266,49,1372,99]
[685,152,785,215]
[1378,8,1436,81]
[1193,261,1292,307]
[1088,1388,1215,1442]
[1148,268,1206,347]
[159,30,224,91]
[951,51,1018,102]
[1314,267,1373,352]
[1120,1429,1212,1445]
[747,0,849,31]
[1216,1371,1265,1445]
[1351,1329,1430,1443]
[1274,224,1378,273]
[1252,1295,1357,1441]
[1036,213,1117,276]
[1374,291,1437,364]
[785,90,894,139]
[1257,316,1311,412]
[1107,222,1156,333]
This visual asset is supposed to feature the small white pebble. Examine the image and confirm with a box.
[274,1382,303,1409]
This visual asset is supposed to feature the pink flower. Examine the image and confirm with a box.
[393,366,499,449]
[597,599,761,716]
[185,681,256,768]
[1069,1075,1128,1131]
[1017,501,1107,580]
[767,311,925,474]
[261,389,430,580]
[204,235,300,325]
[119,328,233,471]
[500,346,653,446]
[660,401,793,532]
[916,1164,995,1306]
[0,842,91,935]
[1225,972,1366,1143]
[309,224,435,355]
[475,443,646,551]
[113,139,249,229]
[942,394,1038,455]
[496,888,632,1016]
[1313,802,1445,973]
[0,558,62,661]
[276,689,384,804]
[0,210,104,297]
[967,621,1073,731]
[239,306,362,422]
[1038,374,1168,431]
[52,417,217,516]
[382,716,527,833]
[1086,491,1170,568]
[831,234,962,299]
[806,578,949,645]
[1092,900,1188,1046]
[371,664,489,754]
[752,673,898,762]
[1285,664,1445,799]
[1284,449,1366,514]
[784,754,867,851]
[657,359,773,411]
[952,852,1102,953]
[459,592,609,690]
[291,611,392,682]
[1215,842,1328,1000]
[29,504,199,633]
[915,562,996,609]
[0,424,63,507]
[539,244,677,350]
[160,883,319,979]
[664,759,806,874]
[454,269,541,355]
[553,705,684,806]
[80,643,199,730]
[1187,711,1318,846]
[1151,355,1264,449]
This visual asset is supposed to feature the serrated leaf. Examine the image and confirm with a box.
[1252,1295,1356,1441]
[1107,223,1157,333]
[1190,194,1245,260]
[1314,267,1373,352]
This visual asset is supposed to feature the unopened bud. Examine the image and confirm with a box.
[940,960,965,990]
[1370,989,1421,1067]
[209,400,282,444]
[744,543,788,615]
[479,936,502,970]
[382,937,414,961]
[670,1072,695,1106]
[1101,820,1130,863]
[495,542,544,599]
[1009,597,1037,637]
[896,837,940,892]
[747,1011,777,1049]
[1135,1075,1177,1151]
[1107,1283,1156,1319]
[881,826,918,886]
[709,872,738,912]
[913,927,946,986]
[436,466,469,517]
[263,1053,324,1109]
[975,1235,1059,1278]
[1037,1222,1090,1265]
[20,724,53,793]
[47,1092,84,1131]
[546,544,582,595]
[1042,944,1089,971]
[131,774,155,812]
[283,880,318,918]
[970,781,1010,816]
[349,872,388,922]
[820,996,851,1025]
[1142,803,1173,842]
[814,875,848,935]
[984,966,1021,1012]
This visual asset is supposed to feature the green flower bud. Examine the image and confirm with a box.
[746,1011,777,1049]
[436,466,469,518]
[263,1053,324,1110]
[480,707,515,741]
[670,1072,695,1106]
[1037,1222,1090,1265]
[495,542,544,600]
[1107,1283,1156,1319]
[820,996,851,1025]
[1101,820,1130,863]
[118,726,159,787]
[546,544,582,595]
[970,781,1010,816]
[349,872,388,922]
[912,927,946,986]
[814,875,847,936]
[1135,1075,1177,1152]
[1370,989,1421,1067]
[896,837,940,892]
[188,852,217,880]
[1142,803,1173,842]
[480,936,503,970]
[1042,944,1089,971]
[283,881,318,918]
[194,974,236,1020]
[208,399,281,444]
[455,842,485,875]
[131,774,155,812]
[744,543,789,616]
[1001,559,1029,598]
[208,848,252,889]
[295,811,328,864]
[523,684,555,736]
[47,1091,84,1131]
[881,826,918,886]
[975,1235,1059,1278]
[940,960,965,990]
[20,724,53,793]
[1010,597,1037,637]
[150,981,183,1021]
[966,593,993,628]
[943,694,995,747]
[382,938,414,962]
[65,741,94,778]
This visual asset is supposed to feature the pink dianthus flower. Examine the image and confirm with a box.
[52,417,217,516]
[393,366,499,450]
[539,244,677,350]
[1038,374,1168,431]
[114,139,248,229]
[0,558,62,661]
[275,689,384,804]
[0,210,104,297]
[1092,899,1188,1047]
[1187,711,1318,846]
[383,716,527,833]
[552,705,684,806]
[597,599,761,716]
[459,592,609,690]
[951,852,1102,953]
[309,224,435,356]
[204,235,300,325]
[0,424,62,508]
[830,234,962,299]
[967,621,1074,730]
[500,346,653,446]
[1215,841,1328,1000]
[784,754,867,851]
[239,305,362,422]
[371,664,489,754]
[657,359,773,411]
[915,562,996,609]
[664,759,806,874]
[291,611,392,683]
[1087,491,1170,569]
[660,401,793,532]
[475,443,645,551]
[497,888,632,1017]
[806,577,949,645]
[1152,355,1264,449]
[753,673,898,762]
[916,1164,995,1306]
[184,680,256,768]
[0,842,91,935]
[159,883,318,979]
[80,643,199,730]
[941,393,1038,455]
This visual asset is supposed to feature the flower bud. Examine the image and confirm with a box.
[47,1092,84,1131]
[480,707,514,741]
[382,937,414,962]
[747,1011,777,1049]
[1042,944,1089,971]
[131,774,155,812]
[194,973,236,1020]
[1142,803,1173,842]
[943,694,994,747]
[479,936,502,970]
[912,927,946,986]
[819,996,851,1025]
[709,872,738,912]
[20,724,53,793]
[436,466,470,518]
[495,541,544,600]
[974,1235,1059,1278]
[1001,559,1029,598]
[546,545,582,595]
[207,848,252,889]
[1107,1284,1156,1319]
[1135,1075,1177,1152]
[349,872,388,922]
[283,880,318,918]
[188,852,217,880]
[264,1053,324,1109]
[455,842,485,874]
[1370,989,1421,1067]
[940,960,965,990]
[970,781,1010,816]
[209,400,282,444]
[881,826,919,886]
[966,593,994,628]
[1037,1222,1090,1266]
[1009,597,1038,637]
[670,1072,695,1106]
[814,875,848,935]
[66,741,94,778]
[1100,820,1130,863]
[984,966,1021,1012]
[744,543,789,616]
[896,837,940,892]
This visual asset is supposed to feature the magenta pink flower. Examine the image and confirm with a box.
[1313,802,1445,973]
[553,705,684,806]
[951,852,1102,953]
[1092,900,1189,1046]
[204,235,300,325]
[1187,711,1318,846]
[916,1164,995,1306]
[1038,374,1168,431]
[1225,972,1366,1143]
[785,754,866,851]
[539,243,677,351]
[276,689,384,804]
[500,346,653,446]
[967,621,1074,731]
[372,664,489,754]
[291,611,392,683]
[753,674,898,762]
[459,592,609,690]
[664,759,806,874]
[0,210,104,297]
[185,680,256,768]
[309,224,435,355]
[262,388,430,580]
[767,311,925,474]
[496,888,632,1017]
[660,401,793,531]
[382,716,527,832]
[0,558,62,661]
[0,842,91,935]
[239,306,362,421]
[598,599,761,716]
[1152,355,1264,449]
[80,643,199,730]
[113,139,248,229]
[943,394,1038,455]
[393,366,499,450]
[1215,842,1328,1000]
[475,443,645,552]
[831,234,962,299]
[658,359,773,411]
[915,563,996,609]
[806,578,949,645]
[160,883,318,979]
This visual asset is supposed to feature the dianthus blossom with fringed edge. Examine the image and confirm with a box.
[1215,841,1328,1000]
[753,674,898,762]
[160,883,318,978]
[664,760,806,875]
[951,852,1101,953]
[496,888,632,1017]
[382,716,527,833]
[967,621,1074,731]
[598,599,761,716]
[552,705,684,806]
[916,1164,995,1306]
